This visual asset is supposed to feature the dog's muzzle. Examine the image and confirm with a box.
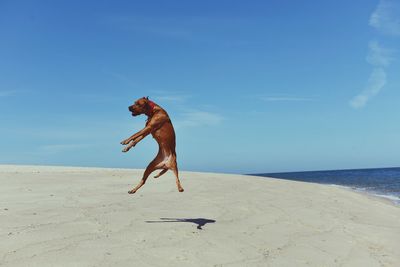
[129,106,138,116]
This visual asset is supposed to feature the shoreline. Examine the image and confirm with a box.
[251,170,400,207]
[328,184,400,206]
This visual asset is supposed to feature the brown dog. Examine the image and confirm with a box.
[121,97,184,194]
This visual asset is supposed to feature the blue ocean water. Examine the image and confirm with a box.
[251,167,400,205]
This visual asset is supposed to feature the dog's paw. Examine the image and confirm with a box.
[128,189,136,194]
[122,147,130,153]
[120,139,130,145]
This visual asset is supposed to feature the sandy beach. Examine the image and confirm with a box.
[1,165,399,267]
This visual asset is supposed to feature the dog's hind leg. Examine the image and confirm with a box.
[128,156,162,194]
[170,158,184,192]
[154,168,168,178]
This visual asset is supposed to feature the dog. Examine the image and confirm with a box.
[121,97,184,194]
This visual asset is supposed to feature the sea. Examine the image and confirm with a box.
[251,167,400,205]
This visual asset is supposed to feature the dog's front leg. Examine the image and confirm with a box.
[121,135,145,152]
[122,140,136,152]
[120,132,141,145]
[122,127,152,152]
[120,125,149,146]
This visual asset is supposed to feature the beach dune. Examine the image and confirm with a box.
[1,165,399,267]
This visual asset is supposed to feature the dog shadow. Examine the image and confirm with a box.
[145,218,216,230]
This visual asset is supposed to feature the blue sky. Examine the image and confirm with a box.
[1,0,400,173]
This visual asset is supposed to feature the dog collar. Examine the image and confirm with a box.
[147,100,156,114]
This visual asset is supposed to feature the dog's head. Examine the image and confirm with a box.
[128,97,155,116]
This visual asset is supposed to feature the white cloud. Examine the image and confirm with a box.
[366,40,394,67]
[370,0,400,36]
[350,68,386,109]
[0,90,20,97]
[349,0,399,109]
[105,15,257,46]
[261,96,314,102]
[154,95,190,103]
[176,110,223,127]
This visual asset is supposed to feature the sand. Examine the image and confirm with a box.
[0,165,399,267]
